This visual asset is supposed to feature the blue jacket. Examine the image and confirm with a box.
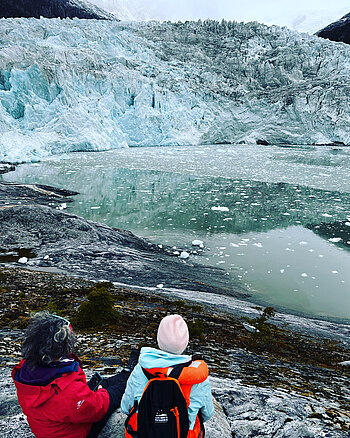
[121,347,214,430]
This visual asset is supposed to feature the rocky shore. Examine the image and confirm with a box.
[0,180,349,437]
[0,181,244,296]
[0,266,349,437]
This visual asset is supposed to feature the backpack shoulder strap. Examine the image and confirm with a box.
[124,400,138,438]
[142,359,192,381]
[168,360,192,379]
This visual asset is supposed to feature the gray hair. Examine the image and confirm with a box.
[21,311,76,369]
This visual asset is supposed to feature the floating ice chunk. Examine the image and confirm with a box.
[345,222,350,226]
[230,243,239,247]
[91,206,101,210]
[211,206,229,212]
[253,243,263,248]
[299,241,308,245]
[301,273,308,277]
[338,361,350,366]
[158,244,163,249]
[328,237,342,243]
[331,270,339,274]
[57,203,67,210]
[192,240,203,246]
[179,251,189,259]
[156,283,164,288]
[18,257,28,264]
[44,255,49,260]
[282,212,291,216]
[280,269,285,273]
[321,213,333,218]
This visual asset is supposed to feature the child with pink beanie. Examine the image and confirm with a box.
[121,314,214,437]
[157,314,190,355]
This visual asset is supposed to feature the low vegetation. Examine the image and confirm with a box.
[72,283,120,328]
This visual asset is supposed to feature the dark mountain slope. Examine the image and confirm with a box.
[0,0,116,20]
[316,13,350,44]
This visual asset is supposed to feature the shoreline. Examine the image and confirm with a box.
[0,179,349,435]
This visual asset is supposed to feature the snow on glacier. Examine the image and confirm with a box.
[1,18,350,162]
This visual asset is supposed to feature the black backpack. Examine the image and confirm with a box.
[125,362,192,438]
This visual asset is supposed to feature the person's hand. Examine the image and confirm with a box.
[126,347,140,372]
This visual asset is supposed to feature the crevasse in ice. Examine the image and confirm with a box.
[1,18,350,162]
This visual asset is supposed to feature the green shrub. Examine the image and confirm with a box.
[72,285,120,329]
[245,306,277,351]
[251,306,276,334]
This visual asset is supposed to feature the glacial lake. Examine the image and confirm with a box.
[3,144,350,321]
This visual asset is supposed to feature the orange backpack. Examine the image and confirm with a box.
[125,361,205,438]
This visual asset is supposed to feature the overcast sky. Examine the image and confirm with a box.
[90,0,349,33]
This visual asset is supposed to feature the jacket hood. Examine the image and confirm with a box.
[15,357,78,386]
[139,347,191,369]
[139,347,209,385]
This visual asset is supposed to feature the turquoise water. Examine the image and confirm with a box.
[3,144,350,320]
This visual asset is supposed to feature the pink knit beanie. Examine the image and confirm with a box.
[157,314,189,355]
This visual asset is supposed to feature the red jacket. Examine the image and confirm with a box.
[12,359,110,438]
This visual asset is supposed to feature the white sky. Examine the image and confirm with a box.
[90,0,349,33]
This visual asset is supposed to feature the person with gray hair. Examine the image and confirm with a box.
[12,311,138,438]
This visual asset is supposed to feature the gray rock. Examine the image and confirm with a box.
[211,377,349,438]
[1,368,348,437]
[0,0,116,20]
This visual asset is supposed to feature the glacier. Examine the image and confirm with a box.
[1,18,350,162]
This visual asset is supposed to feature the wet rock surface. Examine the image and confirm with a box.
[0,181,78,207]
[0,165,16,175]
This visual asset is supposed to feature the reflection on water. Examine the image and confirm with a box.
[2,144,350,320]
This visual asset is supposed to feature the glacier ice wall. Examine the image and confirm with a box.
[1,18,350,162]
